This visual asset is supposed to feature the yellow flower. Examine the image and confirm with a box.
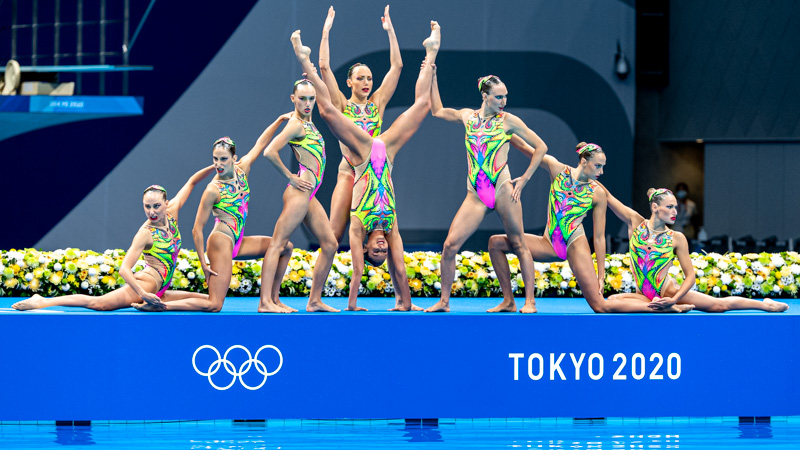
[66,274,76,283]
[291,261,302,270]
[482,253,491,262]
[383,272,391,280]
[235,261,247,269]
[568,280,577,288]
[721,285,728,291]
[180,278,189,288]
[34,268,44,279]
[536,278,547,290]
[232,266,241,275]
[609,275,623,290]
[289,271,301,282]
[50,273,63,285]
[11,264,20,275]
[4,278,18,288]
[88,276,99,285]
[298,269,305,277]
[409,279,423,292]
[229,277,240,290]
[102,275,116,287]
[336,278,347,290]
[30,278,41,291]
[420,266,431,276]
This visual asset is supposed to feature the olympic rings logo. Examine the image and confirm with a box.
[192,345,283,391]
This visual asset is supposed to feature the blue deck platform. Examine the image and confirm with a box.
[0,297,797,421]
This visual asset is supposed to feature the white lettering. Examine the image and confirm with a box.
[528,353,544,380]
[508,353,524,380]
[550,353,566,380]
[569,353,586,380]
[588,353,604,380]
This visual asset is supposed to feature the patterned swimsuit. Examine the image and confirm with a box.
[338,101,382,175]
[464,111,512,210]
[545,167,596,260]
[288,119,326,199]
[212,165,249,258]
[350,139,395,233]
[143,213,181,297]
[629,221,675,300]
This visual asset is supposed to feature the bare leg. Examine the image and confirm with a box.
[567,237,692,313]
[302,198,340,312]
[490,181,537,313]
[330,168,354,243]
[13,276,159,311]
[290,30,372,160]
[380,21,440,157]
[488,233,560,313]
[259,188,311,313]
[426,194,487,312]
[664,282,789,312]
[384,226,418,311]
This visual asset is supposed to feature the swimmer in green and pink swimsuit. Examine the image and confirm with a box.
[601,187,787,313]
[424,73,548,314]
[14,172,215,312]
[318,5,403,243]
[290,21,440,311]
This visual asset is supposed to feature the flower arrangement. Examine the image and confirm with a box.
[2,248,799,299]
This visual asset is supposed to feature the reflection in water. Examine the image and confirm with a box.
[738,423,774,439]
[401,423,444,443]
[51,425,96,446]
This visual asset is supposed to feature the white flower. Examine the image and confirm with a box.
[791,264,800,276]
[285,266,291,276]
[461,251,475,259]
[696,269,704,277]
[668,265,681,276]
[434,281,441,290]
[187,271,196,280]
[560,281,568,289]
[368,269,376,277]
[604,261,610,269]
[695,259,709,269]
[560,267,573,280]
[80,281,89,289]
[54,262,63,271]
[713,286,721,294]
[306,280,312,288]
[780,275,793,286]
[85,255,97,266]
[256,277,261,286]
[177,259,192,272]
[88,268,97,277]
[99,264,111,274]
[752,283,762,293]
[239,279,252,293]
[732,283,745,295]
[751,261,763,273]
[488,270,497,279]
[61,283,70,291]
[302,262,311,271]
[707,252,722,261]
[621,272,633,283]
[38,256,47,265]
[721,274,732,285]
[423,260,435,271]
[25,273,34,281]
[771,255,786,268]
[717,260,729,270]
[773,285,781,293]
[737,260,748,271]
[756,275,764,284]
[534,263,547,273]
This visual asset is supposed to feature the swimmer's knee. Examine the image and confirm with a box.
[442,239,460,257]
[283,241,295,254]
[488,235,508,252]
[319,238,338,254]
[88,300,113,311]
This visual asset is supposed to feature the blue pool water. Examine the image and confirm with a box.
[2,419,800,449]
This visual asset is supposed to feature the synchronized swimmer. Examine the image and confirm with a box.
[11,6,790,315]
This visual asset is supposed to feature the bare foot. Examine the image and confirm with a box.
[488,299,517,313]
[346,305,368,312]
[12,294,46,311]
[662,304,694,313]
[132,302,163,312]
[258,300,291,313]
[763,298,789,312]
[389,302,424,311]
[306,300,340,313]
[422,21,440,52]
[276,300,298,313]
[290,30,311,61]
[425,300,450,313]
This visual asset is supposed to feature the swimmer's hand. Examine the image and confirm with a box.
[509,175,530,202]
[649,296,676,310]
[140,292,166,310]
[279,112,294,122]
[381,5,393,32]
[597,276,605,296]
[201,261,218,280]
[289,174,314,192]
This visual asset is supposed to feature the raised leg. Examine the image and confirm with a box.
[329,168,355,243]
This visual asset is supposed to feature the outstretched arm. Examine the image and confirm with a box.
[119,229,165,309]
[192,185,221,280]
[318,6,347,111]
[167,165,216,220]
[262,119,315,193]
[592,188,608,295]
[238,113,293,174]
[347,221,366,310]
[431,68,468,123]
[371,5,403,113]
[595,181,644,230]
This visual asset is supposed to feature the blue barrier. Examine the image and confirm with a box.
[0,298,797,420]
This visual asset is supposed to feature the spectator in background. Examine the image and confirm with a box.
[673,182,698,239]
